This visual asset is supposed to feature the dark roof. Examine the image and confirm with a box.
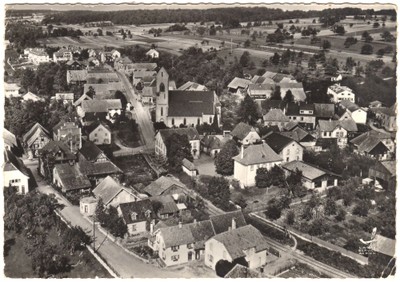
[150,195,179,215]
[4,150,30,177]
[263,109,290,122]
[286,102,315,116]
[280,127,315,143]
[143,176,186,196]
[92,176,133,205]
[119,199,155,224]
[318,119,358,132]
[227,77,251,90]
[52,121,79,133]
[314,103,335,118]
[231,122,257,140]
[23,123,50,147]
[79,141,103,162]
[233,143,282,166]
[40,141,75,160]
[81,99,122,113]
[263,132,297,154]
[78,159,122,176]
[168,90,216,117]
[350,131,392,154]
[315,138,337,149]
[282,160,340,180]
[209,210,247,235]
[84,121,111,135]
[158,128,200,143]
[261,100,285,112]
[340,100,362,112]
[54,163,91,191]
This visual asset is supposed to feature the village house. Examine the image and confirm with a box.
[369,100,384,108]
[118,199,155,236]
[263,132,304,163]
[150,195,182,219]
[227,77,251,93]
[280,123,317,149]
[132,69,157,88]
[155,128,201,160]
[39,140,76,178]
[53,48,73,63]
[3,150,30,194]
[146,48,159,58]
[285,102,316,131]
[204,225,270,270]
[92,176,140,208]
[316,119,358,148]
[131,63,158,72]
[350,130,394,161]
[74,93,93,107]
[182,158,197,177]
[369,161,396,190]
[53,121,82,153]
[139,86,157,104]
[84,121,112,145]
[278,82,306,102]
[371,105,397,132]
[200,134,231,158]
[339,100,367,124]
[83,82,125,99]
[3,129,18,151]
[281,161,339,192]
[247,84,274,100]
[114,56,134,74]
[154,68,221,128]
[100,49,121,63]
[314,103,336,122]
[22,123,51,159]
[327,83,355,103]
[261,71,297,83]
[53,163,92,194]
[79,99,122,124]
[86,69,120,84]
[4,82,21,98]
[66,60,85,70]
[22,91,44,102]
[233,143,282,187]
[178,81,208,91]
[79,196,97,216]
[263,108,290,129]
[142,175,187,197]
[231,122,261,145]
[67,69,88,84]
[25,48,50,65]
[55,92,75,105]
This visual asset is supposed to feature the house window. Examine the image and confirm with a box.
[84,205,88,213]
[105,133,108,136]
[286,157,289,162]
[187,243,193,249]
[287,149,290,155]
[171,245,180,252]
[197,118,200,125]
[130,224,137,231]
[161,107,163,116]
[184,118,187,125]
[209,117,212,124]
[250,165,254,171]
[171,255,180,261]
[172,118,175,126]
[301,117,304,121]
[208,254,214,263]
[160,82,165,92]
[94,133,97,137]
[293,117,297,120]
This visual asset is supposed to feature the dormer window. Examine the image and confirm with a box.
[145,210,151,218]
[130,212,138,221]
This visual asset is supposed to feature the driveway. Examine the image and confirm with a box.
[193,154,218,176]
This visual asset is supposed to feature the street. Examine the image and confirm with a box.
[116,70,155,153]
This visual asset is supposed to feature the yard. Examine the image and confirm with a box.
[231,185,282,212]
[112,154,156,186]
[113,119,141,148]
[277,262,329,278]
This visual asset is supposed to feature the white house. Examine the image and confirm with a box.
[263,132,304,163]
[3,150,30,194]
[53,48,73,63]
[3,128,18,151]
[233,143,282,187]
[118,199,155,236]
[85,121,112,145]
[155,128,201,160]
[327,83,355,103]
[316,119,358,148]
[146,49,159,59]
[339,100,367,124]
[231,122,261,145]
[204,225,270,270]
[4,82,21,98]
[22,91,44,102]
[80,196,97,216]
[25,48,50,65]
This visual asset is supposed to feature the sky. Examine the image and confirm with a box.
[5,1,397,12]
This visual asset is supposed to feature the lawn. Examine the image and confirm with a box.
[114,120,141,148]
[4,230,112,278]
[231,185,282,212]
[112,154,156,186]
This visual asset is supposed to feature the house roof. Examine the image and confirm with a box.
[168,90,216,117]
[369,100,383,107]
[150,195,179,215]
[79,141,104,162]
[248,83,274,92]
[84,121,111,135]
[53,121,79,133]
[263,109,290,122]
[23,91,43,102]
[119,199,155,224]
[74,93,92,107]
[263,132,297,154]
[227,77,251,90]
[286,102,315,116]
[328,83,354,94]
[3,128,18,148]
[250,75,275,84]
[225,264,262,278]
[141,86,156,97]
[159,220,215,249]
[132,69,157,79]
[371,107,396,117]
[143,175,186,197]
[231,122,257,140]
[78,158,122,176]
[3,150,30,177]
[279,83,306,101]
[4,82,21,91]
[201,135,230,150]
[209,210,247,235]
[340,100,364,112]
[233,143,282,166]
[381,161,396,176]
[178,81,208,91]
[22,123,50,147]
[92,176,132,205]
[212,225,270,260]
[262,71,296,83]
[282,160,339,181]
[67,70,88,82]
[350,131,391,153]
[261,100,285,113]
[55,92,74,101]
[280,127,314,143]
[54,163,91,191]
[283,121,300,131]
[115,56,133,65]
[40,141,75,160]
[182,158,196,171]
[318,119,358,132]
[131,63,157,71]
[314,103,335,118]
[81,99,122,113]
[157,128,200,143]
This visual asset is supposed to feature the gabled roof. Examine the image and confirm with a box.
[248,83,274,92]
[340,100,365,112]
[93,176,134,205]
[81,99,122,113]
[3,150,30,177]
[263,109,290,122]
[53,121,79,133]
[132,69,157,79]
[3,128,18,148]
[262,71,296,83]
[283,121,300,131]
[84,121,111,135]
[55,92,74,101]
[67,70,88,82]
[350,131,391,153]
[40,141,75,160]
[54,163,91,191]
[318,119,358,132]
[78,158,122,176]
[281,160,340,180]
[233,143,282,166]
[286,102,315,116]
[157,128,200,143]
[279,83,306,101]
[381,161,396,176]
[168,90,216,117]
[131,63,157,71]
[143,175,186,197]
[314,103,335,118]
[22,123,50,147]
[178,81,208,91]
[182,158,196,171]
[119,199,155,224]
[209,210,247,235]
[211,225,270,260]
[79,141,104,162]
[231,122,257,140]
[115,56,133,65]
[150,195,179,215]
[23,91,43,102]
[227,77,251,90]
[280,127,315,143]
[250,75,275,84]
[74,93,92,107]
[328,83,354,94]
[4,82,21,91]
[263,132,298,154]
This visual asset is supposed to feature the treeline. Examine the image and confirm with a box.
[39,7,396,26]
[6,9,52,17]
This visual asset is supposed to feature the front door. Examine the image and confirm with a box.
[188,252,193,261]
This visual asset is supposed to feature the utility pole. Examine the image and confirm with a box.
[93,217,96,252]
[230,38,233,54]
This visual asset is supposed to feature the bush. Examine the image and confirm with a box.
[335,208,346,221]
[327,186,342,200]
[265,202,282,220]
[352,200,370,217]
[308,219,328,236]
[286,210,295,225]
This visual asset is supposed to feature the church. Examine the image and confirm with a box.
[155,67,221,128]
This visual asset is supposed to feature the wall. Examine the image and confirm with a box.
[279,141,303,163]
[157,235,195,266]
[351,109,367,124]
[242,131,261,145]
[234,160,281,187]
[107,190,138,208]
[243,248,268,269]
[89,125,111,145]
[204,238,232,269]
[3,170,29,194]
[127,221,147,236]
[182,165,197,177]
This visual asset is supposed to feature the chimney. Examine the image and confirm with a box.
[232,218,237,230]
[241,145,244,159]
[178,221,182,229]
[70,140,73,153]
[150,219,155,234]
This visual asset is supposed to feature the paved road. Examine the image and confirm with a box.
[117,71,155,153]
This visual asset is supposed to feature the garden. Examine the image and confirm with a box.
[113,154,157,186]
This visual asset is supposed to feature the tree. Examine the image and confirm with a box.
[21,68,36,91]
[335,208,346,221]
[344,36,357,48]
[62,226,92,253]
[345,57,355,72]
[308,219,328,236]
[265,200,282,220]
[352,200,370,217]
[197,26,206,36]
[373,22,380,28]
[236,94,259,125]
[270,52,280,65]
[380,30,395,42]
[283,90,294,104]
[207,176,231,210]
[271,85,282,100]
[324,198,337,216]
[215,140,239,175]
[166,133,193,172]
[322,40,331,50]
[376,48,385,58]
[361,44,374,55]
[308,56,317,70]
[333,25,346,35]
[95,199,107,224]
[286,210,295,225]
[362,31,373,42]
[239,51,251,67]
[115,90,127,109]
[244,39,251,47]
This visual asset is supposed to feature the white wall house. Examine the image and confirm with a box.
[327,84,355,103]
[155,128,201,160]
[3,150,30,195]
[4,82,21,98]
